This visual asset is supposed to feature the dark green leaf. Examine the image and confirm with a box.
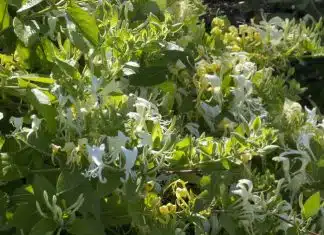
[56,170,85,196]
[12,203,40,233]
[29,218,56,235]
[32,174,56,202]
[96,170,123,197]
[219,213,236,235]
[67,4,99,46]
[68,218,105,235]
[129,65,169,86]
[0,153,29,181]
[0,190,9,214]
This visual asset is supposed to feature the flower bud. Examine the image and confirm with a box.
[176,187,188,199]
[159,205,169,215]
[167,203,177,214]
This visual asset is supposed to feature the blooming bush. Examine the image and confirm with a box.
[1,0,324,234]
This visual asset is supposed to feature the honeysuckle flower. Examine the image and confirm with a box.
[297,132,316,160]
[200,102,221,119]
[185,122,200,137]
[137,132,153,147]
[108,131,129,160]
[232,179,253,200]
[305,106,317,126]
[234,61,257,77]
[9,116,23,133]
[91,76,102,95]
[121,146,138,181]
[27,115,42,138]
[205,74,221,87]
[83,144,107,183]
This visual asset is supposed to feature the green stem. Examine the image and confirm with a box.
[30,168,61,173]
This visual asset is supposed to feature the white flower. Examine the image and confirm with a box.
[121,146,138,181]
[128,97,161,132]
[9,116,23,133]
[185,122,200,137]
[26,115,42,138]
[205,74,221,87]
[91,76,102,94]
[137,132,153,147]
[297,132,316,160]
[232,179,253,199]
[305,106,317,126]
[200,102,221,119]
[83,144,107,183]
[108,131,129,160]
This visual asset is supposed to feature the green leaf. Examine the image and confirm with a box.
[0,190,9,215]
[257,145,279,156]
[29,218,56,235]
[13,17,40,47]
[96,170,123,197]
[68,218,105,235]
[67,4,99,46]
[56,170,85,196]
[0,153,29,181]
[302,191,321,219]
[129,65,169,86]
[32,174,56,202]
[152,122,162,147]
[17,0,44,13]
[0,136,5,150]
[14,75,55,84]
[219,213,236,235]
[30,88,51,105]
[251,116,261,131]
[65,18,89,53]
[54,58,81,80]
[26,89,57,134]
[0,0,10,32]
[12,203,40,233]
[231,132,247,145]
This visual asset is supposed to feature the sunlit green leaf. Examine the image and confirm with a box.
[13,17,40,47]
[17,0,44,13]
[67,3,99,46]
[302,191,321,219]
[0,0,10,32]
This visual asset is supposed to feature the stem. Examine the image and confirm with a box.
[30,168,61,173]
[274,214,319,235]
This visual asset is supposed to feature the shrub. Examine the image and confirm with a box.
[1,0,324,234]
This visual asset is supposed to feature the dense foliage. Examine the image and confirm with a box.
[1,0,324,234]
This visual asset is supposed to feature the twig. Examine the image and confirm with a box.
[274,214,319,235]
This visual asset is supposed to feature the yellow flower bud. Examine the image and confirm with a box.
[231,45,241,52]
[253,32,261,41]
[212,17,225,28]
[167,203,177,214]
[211,27,222,37]
[144,181,155,192]
[159,205,169,215]
[51,144,61,154]
[240,152,252,163]
[176,187,188,199]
